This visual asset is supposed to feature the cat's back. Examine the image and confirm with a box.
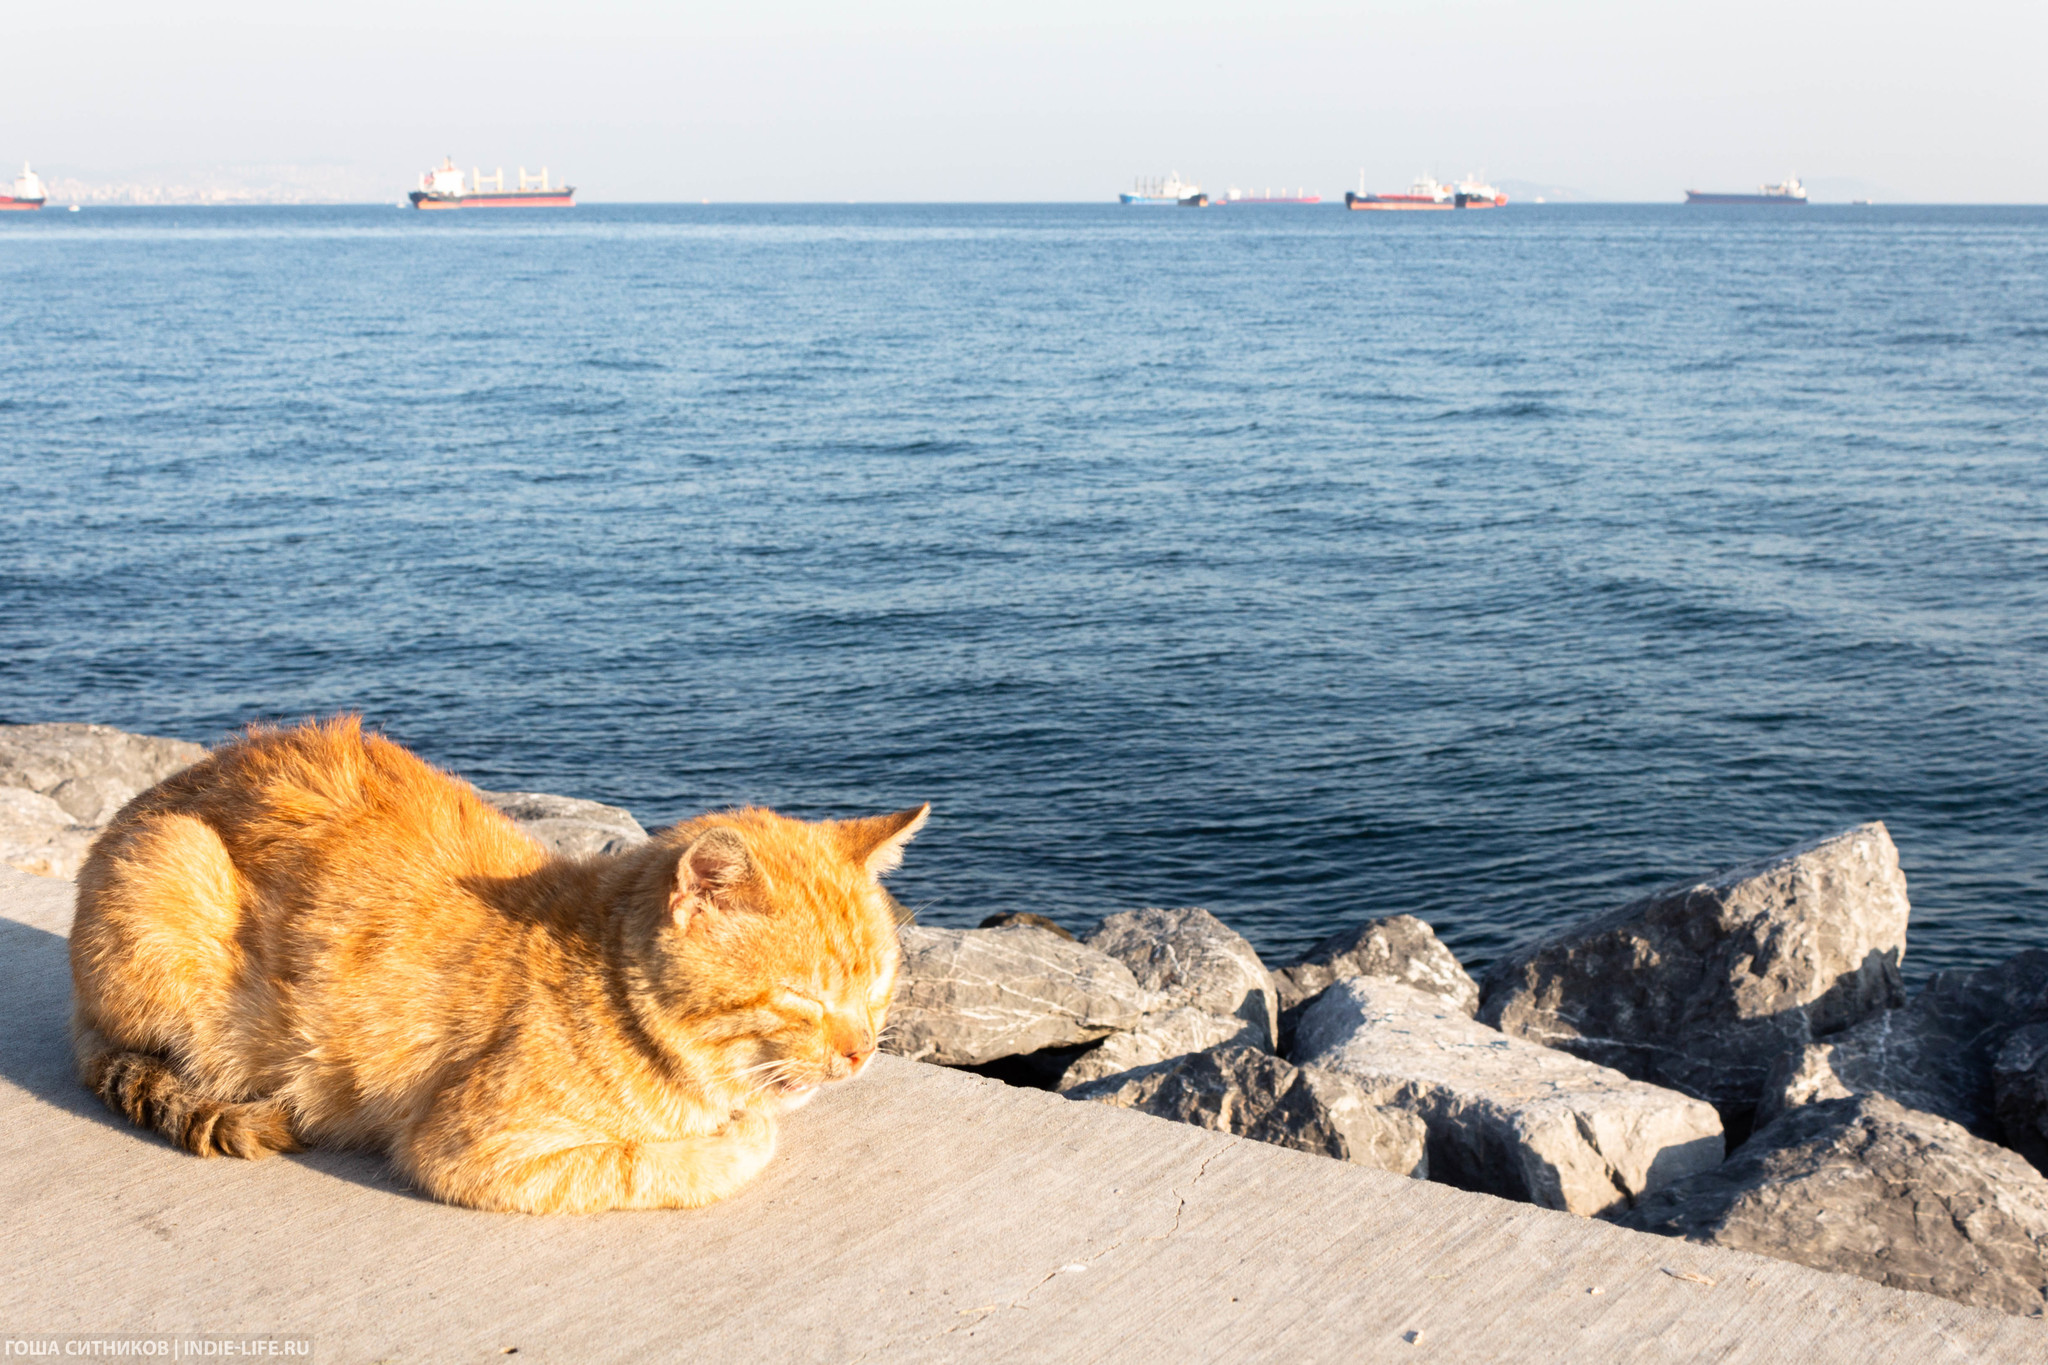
[109,716,542,886]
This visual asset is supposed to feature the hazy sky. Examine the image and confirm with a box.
[10,0,2046,202]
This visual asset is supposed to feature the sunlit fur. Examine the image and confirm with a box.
[69,717,921,1214]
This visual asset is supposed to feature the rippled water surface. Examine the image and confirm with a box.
[3,203,2044,982]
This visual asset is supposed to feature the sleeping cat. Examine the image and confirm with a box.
[69,716,923,1214]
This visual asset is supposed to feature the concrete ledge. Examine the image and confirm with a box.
[2,870,2038,1363]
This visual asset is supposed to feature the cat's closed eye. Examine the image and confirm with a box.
[776,989,825,1019]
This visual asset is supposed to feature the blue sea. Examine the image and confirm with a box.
[2,203,2043,984]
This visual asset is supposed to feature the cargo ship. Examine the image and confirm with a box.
[1120,172,1205,206]
[1684,176,1806,205]
[409,157,575,209]
[0,163,46,211]
[1344,173,1506,211]
[1221,187,1321,204]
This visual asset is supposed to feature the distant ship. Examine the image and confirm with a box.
[0,163,47,211]
[1449,175,1507,208]
[1684,176,1807,205]
[1121,172,1205,206]
[409,157,575,210]
[1345,173,1507,212]
[1221,187,1321,205]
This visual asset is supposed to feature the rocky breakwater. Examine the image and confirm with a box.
[882,908,1430,1173]
[886,905,1728,1211]
[1293,979,1723,1215]
[1755,948,2048,1150]
[1272,914,1480,1050]
[1478,823,1910,1135]
[1056,907,1280,1088]
[0,722,647,876]
[1615,1094,2048,1317]
[889,823,2048,1316]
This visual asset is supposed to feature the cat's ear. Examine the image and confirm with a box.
[837,804,930,878]
[668,827,753,930]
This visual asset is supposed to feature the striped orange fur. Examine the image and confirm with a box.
[70,716,921,1213]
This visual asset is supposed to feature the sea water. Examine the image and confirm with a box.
[2,203,2043,982]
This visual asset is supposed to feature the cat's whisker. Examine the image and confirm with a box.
[702,1057,809,1096]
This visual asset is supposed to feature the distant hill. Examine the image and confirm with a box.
[36,162,391,206]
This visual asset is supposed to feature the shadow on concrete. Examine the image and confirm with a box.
[0,917,132,1133]
[288,1145,430,1202]
[0,916,432,1202]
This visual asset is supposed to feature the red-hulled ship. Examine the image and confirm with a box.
[0,163,47,211]
[409,157,574,209]
[1345,173,1507,212]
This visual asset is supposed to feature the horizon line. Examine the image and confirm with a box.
[19,198,2048,208]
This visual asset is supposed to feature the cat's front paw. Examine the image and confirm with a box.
[723,1107,777,1175]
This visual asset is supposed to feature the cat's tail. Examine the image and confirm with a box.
[77,1030,298,1160]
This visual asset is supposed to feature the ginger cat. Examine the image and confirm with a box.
[69,717,922,1214]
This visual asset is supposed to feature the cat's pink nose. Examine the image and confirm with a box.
[844,1045,874,1071]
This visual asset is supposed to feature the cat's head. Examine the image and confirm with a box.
[641,803,926,1112]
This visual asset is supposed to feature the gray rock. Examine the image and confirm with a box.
[978,912,1075,940]
[1754,949,2048,1137]
[1084,907,1279,1051]
[0,787,97,880]
[1273,915,1478,1050]
[1295,978,1724,1217]
[0,723,210,878]
[1055,1007,1264,1090]
[1067,1044,1429,1177]
[1479,823,1910,1121]
[1614,1094,2048,1318]
[1994,1024,2048,1174]
[1755,1042,1855,1121]
[477,789,649,859]
[0,722,209,825]
[884,925,1157,1067]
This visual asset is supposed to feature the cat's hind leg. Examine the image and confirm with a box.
[76,1027,299,1159]
[71,811,278,1112]
[401,1109,779,1213]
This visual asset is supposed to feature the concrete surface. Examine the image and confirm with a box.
[2,868,2040,1363]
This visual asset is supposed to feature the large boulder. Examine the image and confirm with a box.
[1479,823,1910,1122]
[1272,915,1478,1051]
[1083,907,1279,1050]
[1067,1044,1429,1178]
[1295,978,1724,1217]
[1056,1007,1264,1090]
[883,925,1157,1066]
[1756,949,2048,1140]
[477,789,649,859]
[1614,1094,2048,1317]
[0,723,210,878]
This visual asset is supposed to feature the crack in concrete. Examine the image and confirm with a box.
[1161,1142,1230,1240]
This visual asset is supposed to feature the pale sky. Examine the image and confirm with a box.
[8,0,2045,202]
